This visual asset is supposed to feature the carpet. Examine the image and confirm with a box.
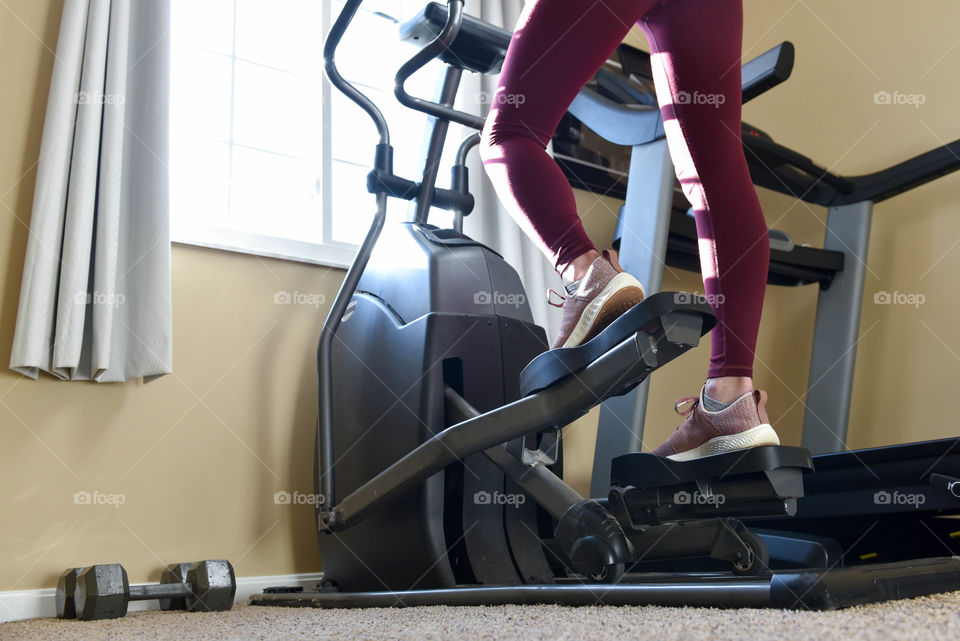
[2,592,958,641]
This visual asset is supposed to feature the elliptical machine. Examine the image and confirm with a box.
[253,0,960,609]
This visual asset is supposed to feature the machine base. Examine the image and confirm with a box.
[251,557,960,611]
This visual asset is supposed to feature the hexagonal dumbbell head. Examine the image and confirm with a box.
[159,563,192,611]
[184,560,236,612]
[55,568,83,618]
[75,564,130,620]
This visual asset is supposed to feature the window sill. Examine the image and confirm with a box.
[172,226,355,270]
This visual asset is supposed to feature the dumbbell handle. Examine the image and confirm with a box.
[127,581,194,602]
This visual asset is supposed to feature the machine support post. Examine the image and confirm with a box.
[802,200,873,454]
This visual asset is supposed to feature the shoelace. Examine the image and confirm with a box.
[674,396,699,417]
[546,288,567,308]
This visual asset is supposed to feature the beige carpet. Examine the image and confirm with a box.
[2,592,959,641]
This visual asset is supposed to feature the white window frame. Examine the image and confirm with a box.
[170,0,373,269]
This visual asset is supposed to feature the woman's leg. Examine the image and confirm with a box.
[479,0,661,278]
[643,0,780,460]
[482,0,768,391]
[639,0,770,391]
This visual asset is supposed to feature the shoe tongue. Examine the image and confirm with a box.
[564,278,581,297]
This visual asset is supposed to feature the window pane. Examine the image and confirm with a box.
[170,139,231,233]
[173,0,235,56]
[232,60,321,159]
[229,146,322,242]
[330,89,380,168]
[170,48,233,144]
[331,161,375,245]
[235,0,323,75]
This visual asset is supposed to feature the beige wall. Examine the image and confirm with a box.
[1,0,959,592]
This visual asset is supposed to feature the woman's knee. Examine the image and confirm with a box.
[479,122,516,164]
[479,121,544,164]
[478,125,500,164]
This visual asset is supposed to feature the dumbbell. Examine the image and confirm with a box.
[56,568,83,618]
[56,560,236,620]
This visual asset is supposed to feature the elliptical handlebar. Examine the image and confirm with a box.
[323,0,390,145]
[394,0,486,130]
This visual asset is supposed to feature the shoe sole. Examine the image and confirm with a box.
[559,273,645,348]
[666,424,781,461]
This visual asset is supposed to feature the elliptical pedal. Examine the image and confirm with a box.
[519,292,717,397]
[605,446,813,575]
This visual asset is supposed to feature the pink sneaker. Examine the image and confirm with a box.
[548,250,645,349]
[651,387,780,461]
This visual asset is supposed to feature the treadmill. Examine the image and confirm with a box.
[567,38,960,569]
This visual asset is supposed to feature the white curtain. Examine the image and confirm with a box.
[10,0,172,382]
[460,0,563,339]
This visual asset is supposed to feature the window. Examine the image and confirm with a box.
[169,0,444,267]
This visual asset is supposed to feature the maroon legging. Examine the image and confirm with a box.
[479,0,769,379]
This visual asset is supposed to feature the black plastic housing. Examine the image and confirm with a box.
[316,222,551,591]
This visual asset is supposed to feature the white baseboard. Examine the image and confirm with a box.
[0,571,326,623]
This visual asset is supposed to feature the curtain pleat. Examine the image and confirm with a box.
[10,0,172,382]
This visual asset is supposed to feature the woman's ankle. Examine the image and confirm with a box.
[559,249,600,282]
[704,376,753,404]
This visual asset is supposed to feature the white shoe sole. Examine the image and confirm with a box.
[560,273,645,348]
[666,424,780,461]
